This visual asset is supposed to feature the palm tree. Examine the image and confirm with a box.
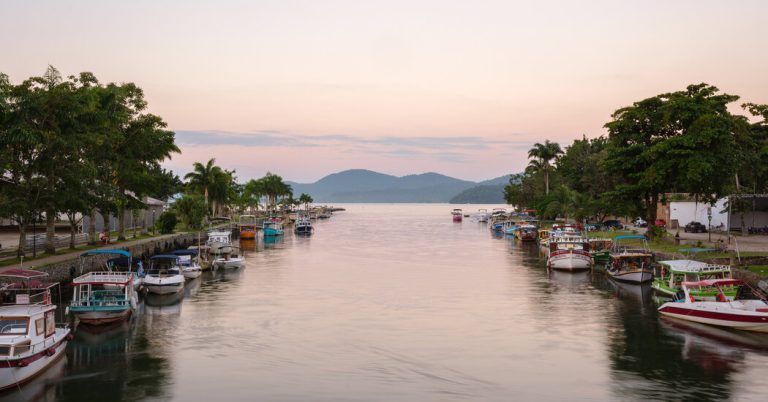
[258,173,293,210]
[527,140,563,195]
[184,158,225,214]
[298,193,313,211]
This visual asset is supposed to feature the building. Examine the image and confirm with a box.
[657,193,768,232]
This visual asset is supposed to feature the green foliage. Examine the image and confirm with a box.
[184,158,235,216]
[155,211,178,234]
[172,195,207,230]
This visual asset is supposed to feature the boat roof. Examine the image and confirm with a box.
[73,272,133,285]
[659,260,731,272]
[0,304,52,316]
[0,268,49,279]
[80,249,131,257]
[683,279,744,287]
[172,249,198,256]
[107,257,140,267]
[150,254,180,260]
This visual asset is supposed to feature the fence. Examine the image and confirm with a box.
[24,233,90,252]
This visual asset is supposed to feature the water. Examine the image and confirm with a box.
[9,204,768,401]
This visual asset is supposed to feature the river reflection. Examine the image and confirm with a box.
[4,204,767,401]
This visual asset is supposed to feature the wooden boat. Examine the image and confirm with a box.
[238,214,257,240]
[606,235,653,283]
[658,279,768,333]
[452,208,463,222]
[263,220,284,236]
[653,260,738,301]
[588,238,613,264]
[172,249,203,280]
[144,255,185,295]
[0,269,70,392]
[515,223,539,241]
[70,272,137,325]
[547,236,592,271]
[83,249,144,291]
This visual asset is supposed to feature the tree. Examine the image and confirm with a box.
[257,172,293,210]
[527,140,563,195]
[184,159,234,216]
[298,193,313,211]
[172,194,208,230]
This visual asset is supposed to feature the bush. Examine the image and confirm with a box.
[172,194,207,229]
[155,211,178,234]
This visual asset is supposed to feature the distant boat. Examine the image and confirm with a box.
[213,247,245,270]
[263,220,284,236]
[238,214,257,239]
[294,214,313,235]
[452,208,463,222]
[606,235,654,283]
[172,249,203,280]
[475,209,489,222]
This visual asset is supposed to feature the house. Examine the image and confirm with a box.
[82,196,167,233]
[657,193,768,232]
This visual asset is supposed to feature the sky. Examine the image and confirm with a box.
[2,0,768,183]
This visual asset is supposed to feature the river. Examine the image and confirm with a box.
[9,204,768,401]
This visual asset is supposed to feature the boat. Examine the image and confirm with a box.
[294,214,313,235]
[82,249,144,291]
[588,238,613,264]
[206,229,233,255]
[452,209,463,222]
[658,279,768,333]
[144,255,185,295]
[606,235,654,283]
[475,209,489,223]
[213,247,246,270]
[172,249,203,280]
[0,269,70,392]
[238,214,257,240]
[547,236,593,271]
[653,260,739,301]
[263,220,284,237]
[70,271,137,325]
[515,223,538,241]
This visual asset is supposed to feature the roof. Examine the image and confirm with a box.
[0,269,49,279]
[81,249,131,257]
[683,279,744,287]
[150,254,180,260]
[0,304,51,316]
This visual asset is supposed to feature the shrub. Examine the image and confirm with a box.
[155,211,178,234]
[172,194,207,230]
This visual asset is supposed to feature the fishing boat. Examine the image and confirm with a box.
[588,238,613,264]
[0,269,70,392]
[172,249,203,280]
[294,214,313,235]
[452,209,463,222]
[515,223,539,241]
[658,279,768,333]
[547,236,593,271]
[70,271,137,325]
[144,255,185,295]
[238,214,257,240]
[82,249,144,291]
[213,247,246,270]
[606,235,654,283]
[263,220,284,237]
[206,229,233,255]
[475,209,489,222]
[653,260,739,301]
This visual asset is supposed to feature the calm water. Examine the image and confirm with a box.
[8,204,768,401]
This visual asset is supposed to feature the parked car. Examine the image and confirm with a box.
[601,220,624,230]
[654,218,667,227]
[684,221,707,233]
[584,223,602,232]
[634,217,648,227]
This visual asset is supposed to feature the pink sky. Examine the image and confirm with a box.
[3,0,767,182]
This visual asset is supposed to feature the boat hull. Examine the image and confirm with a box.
[144,278,185,295]
[0,330,69,392]
[548,251,592,271]
[263,228,283,236]
[182,268,202,280]
[214,259,245,270]
[73,309,132,325]
[607,270,653,284]
[658,304,768,333]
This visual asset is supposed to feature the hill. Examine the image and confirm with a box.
[288,170,510,203]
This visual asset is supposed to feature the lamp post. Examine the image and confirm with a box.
[708,206,712,243]
[152,209,156,235]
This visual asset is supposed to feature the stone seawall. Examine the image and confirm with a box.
[31,232,203,284]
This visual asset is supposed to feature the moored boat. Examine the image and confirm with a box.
[263,220,284,237]
[294,214,313,235]
[588,238,613,264]
[606,235,654,283]
[515,223,539,241]
[206,230,234,255]
[452,208,463,222]
[653,260,738,301]
[172,249,203,280]
[0,269,70,392]
[238,214,257,239]
[658,279,768,333]
[547,236,592,271]
[213,247,246,270]
[70,272,137,325]
[475,209,489,222]
[144,255,185,295]
[83,249,144,291]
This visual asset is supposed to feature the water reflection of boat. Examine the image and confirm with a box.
[239,238,256,251]
[184,277,202,298]
[0,354,67,402]
[263,235,283,247]
[143,291,184,315]
[549,269,591,288]
[74,319,133,344]
[606,277,653,303]
[661,316,768,353]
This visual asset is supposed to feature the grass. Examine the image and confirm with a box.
[744,265,768,276]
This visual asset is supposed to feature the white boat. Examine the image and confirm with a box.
[144,255,185,295]
[658,279,768,333]
[606,235,654,283]
[0,269,70,392]
[70,271,137,325]
[213,247,246,270]
[547,236,593,271]
[475,209,489,222]
[206,230,233,255]
[172,249,203,279]
[294,214,314,235]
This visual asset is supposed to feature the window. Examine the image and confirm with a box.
[35,318,45,335]
[0,318,28,335]
[45,311,55,337]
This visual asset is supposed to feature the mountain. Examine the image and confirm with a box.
[288,170,511,203]
[448,175,513,204]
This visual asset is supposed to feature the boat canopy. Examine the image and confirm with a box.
[0,268,49,279]
[80,249,131,257]
[107,257,141,268]
[172,249,198,257]
[678,247,717,253]
[614,235,646,240]
[659,260,707,269]
[150,254,180,261]
[683,279,745,287]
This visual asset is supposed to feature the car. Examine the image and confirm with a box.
[634,217,648,227]
[601,219,624,230]
[654,218,667,227]
[684,221,707,233]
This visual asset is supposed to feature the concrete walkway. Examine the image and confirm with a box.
[0,232,193,273]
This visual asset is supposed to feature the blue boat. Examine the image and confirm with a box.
[263,220,284,237]
[70,271,137,325]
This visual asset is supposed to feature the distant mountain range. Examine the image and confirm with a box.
[287,169,512,203]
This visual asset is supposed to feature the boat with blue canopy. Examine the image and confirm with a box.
[172,249,203,279]
[144,255,185,295]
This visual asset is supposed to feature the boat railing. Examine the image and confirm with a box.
[0,288,52,306]
[73,271,133,284]
[1,328,66,358]
[72,289,130,307]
